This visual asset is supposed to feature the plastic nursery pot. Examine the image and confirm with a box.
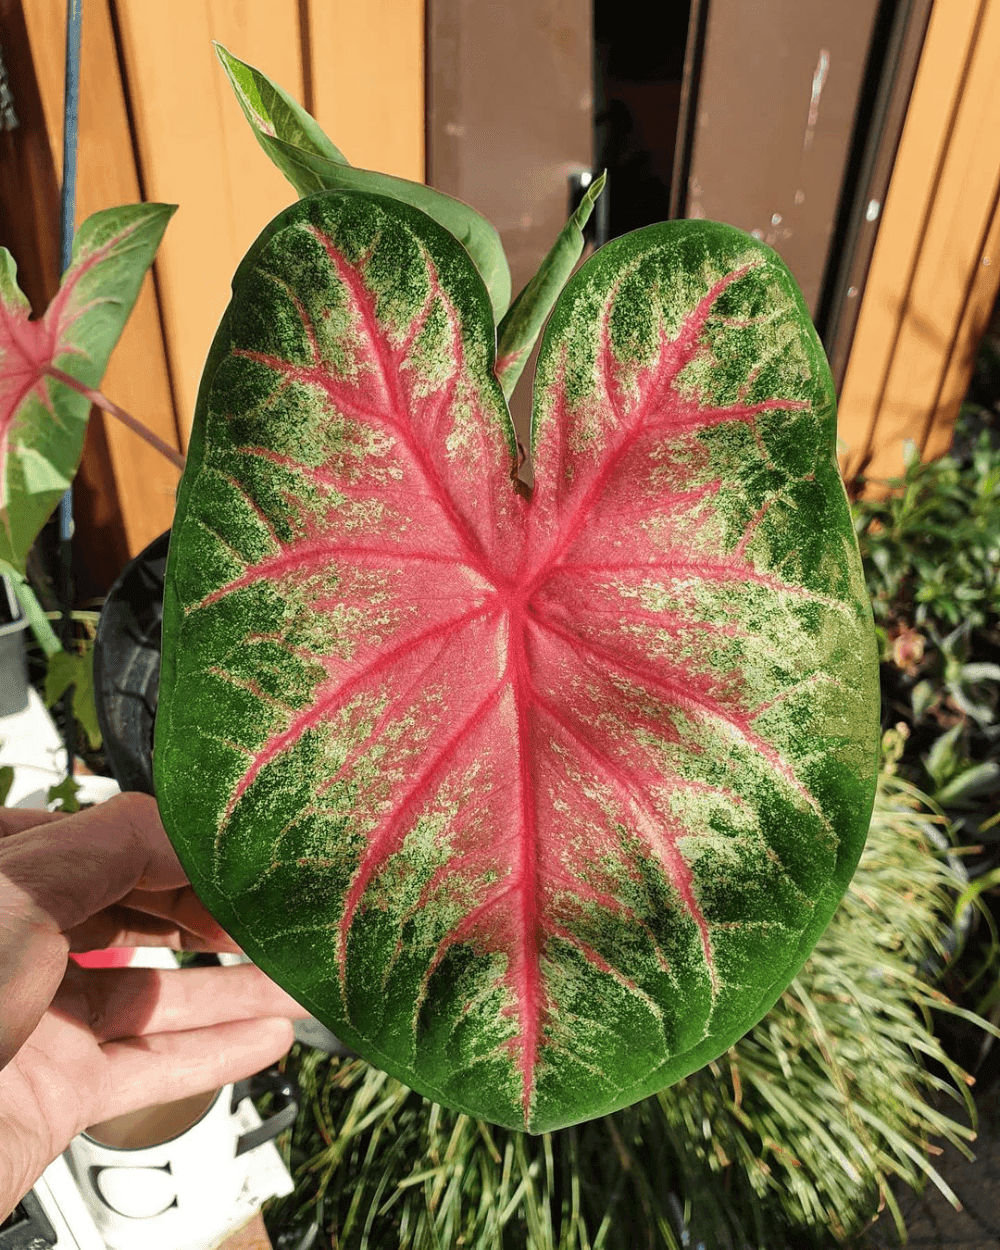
[94,530,352,1057]
[0,574,30,719]
[93,530,169,795]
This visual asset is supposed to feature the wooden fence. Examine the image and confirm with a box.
[3,0,423,586]
[3,0,1000,580]
[837,0,1000,488]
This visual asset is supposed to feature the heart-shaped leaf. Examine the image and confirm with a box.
[215,44,511,322]
[156,192,879,1133]
[0,203,175,576]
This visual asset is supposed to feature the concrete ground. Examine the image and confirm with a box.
[858,1082,1000,1248]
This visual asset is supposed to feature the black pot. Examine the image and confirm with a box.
[93,530,169,795]
[0,574,30,719]
[94,531,351,1057]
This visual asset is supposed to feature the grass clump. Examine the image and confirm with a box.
[263,774,983,1250]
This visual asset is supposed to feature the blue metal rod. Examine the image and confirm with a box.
[58,0,83,545]
[59,0,82,274]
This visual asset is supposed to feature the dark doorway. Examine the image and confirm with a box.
[594,1,692,239]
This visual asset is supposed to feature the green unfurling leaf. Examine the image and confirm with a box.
[215,43,511,322]
[495,171,606,400]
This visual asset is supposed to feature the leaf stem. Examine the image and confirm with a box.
[45,366,186,471]
[6,571,63,659]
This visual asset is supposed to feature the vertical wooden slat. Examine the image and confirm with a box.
[677,0,882,316]
[838,0,1000,485]
[21,0,181,573]
[426,0,592,446]
[112,0,304,439]
[307,0,424,181]
[921,187,1000,462]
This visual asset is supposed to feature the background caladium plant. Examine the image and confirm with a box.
[0,203,174,583]
[215,43,512,322]
[156,189,879,1133]
[214,45,606,401]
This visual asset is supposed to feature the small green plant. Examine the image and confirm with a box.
[854,403,1000,826]
[0,205,176,778]
[855,425,1000,634]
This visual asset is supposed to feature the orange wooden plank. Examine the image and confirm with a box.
[21,0,182,564]
[836,0,982,478]
[837,0,1000,486]
[113,0,304,440]
[862,0,1000,484]
[922,185,1000,462]
[307,0,424,181]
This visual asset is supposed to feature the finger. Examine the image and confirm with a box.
[0,809,67,839]
[67,890,240,953]
[0,794,185,937]
[0,795,183,1064]
[110,885,233,938]
[68,909,242,953]
[60,964,307,1043]
[95,1017,294,1124]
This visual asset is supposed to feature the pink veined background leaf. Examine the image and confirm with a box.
[0,203,174,575]
[157,192,879,1133]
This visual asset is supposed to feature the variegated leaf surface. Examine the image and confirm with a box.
[0,203,174,575]
[156,192,879,1133]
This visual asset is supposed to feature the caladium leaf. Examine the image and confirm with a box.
[214,42,349,175]
[156,192,879,1133]
[215,44,512,322]
[0,203,175,576]
[495,170,606,400]
[45,646,101,749]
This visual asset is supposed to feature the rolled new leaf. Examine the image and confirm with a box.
[216,44,511,322]
[156,192,879,1133]
[495,170,606,400]
[0,203,175,575]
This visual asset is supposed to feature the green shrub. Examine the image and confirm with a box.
[854,416,1000,635]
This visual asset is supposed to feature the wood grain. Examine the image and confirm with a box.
[113,0,304,438]
[838,0,1000,487]
[307,0,424,181]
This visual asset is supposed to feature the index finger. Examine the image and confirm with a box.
[0,794,194,1066]
[0,794,187,935]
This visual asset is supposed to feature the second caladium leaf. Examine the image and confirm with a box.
[0,203,174,576]
[216,44,511,322]
[156,192,879,1133]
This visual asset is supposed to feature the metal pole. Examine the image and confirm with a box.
[58,0,83,786]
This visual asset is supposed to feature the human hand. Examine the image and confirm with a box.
[0,793,305,1217]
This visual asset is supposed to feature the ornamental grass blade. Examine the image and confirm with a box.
[0,203,175,575]
[215,44,511,322]
[156,192,879,1133]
